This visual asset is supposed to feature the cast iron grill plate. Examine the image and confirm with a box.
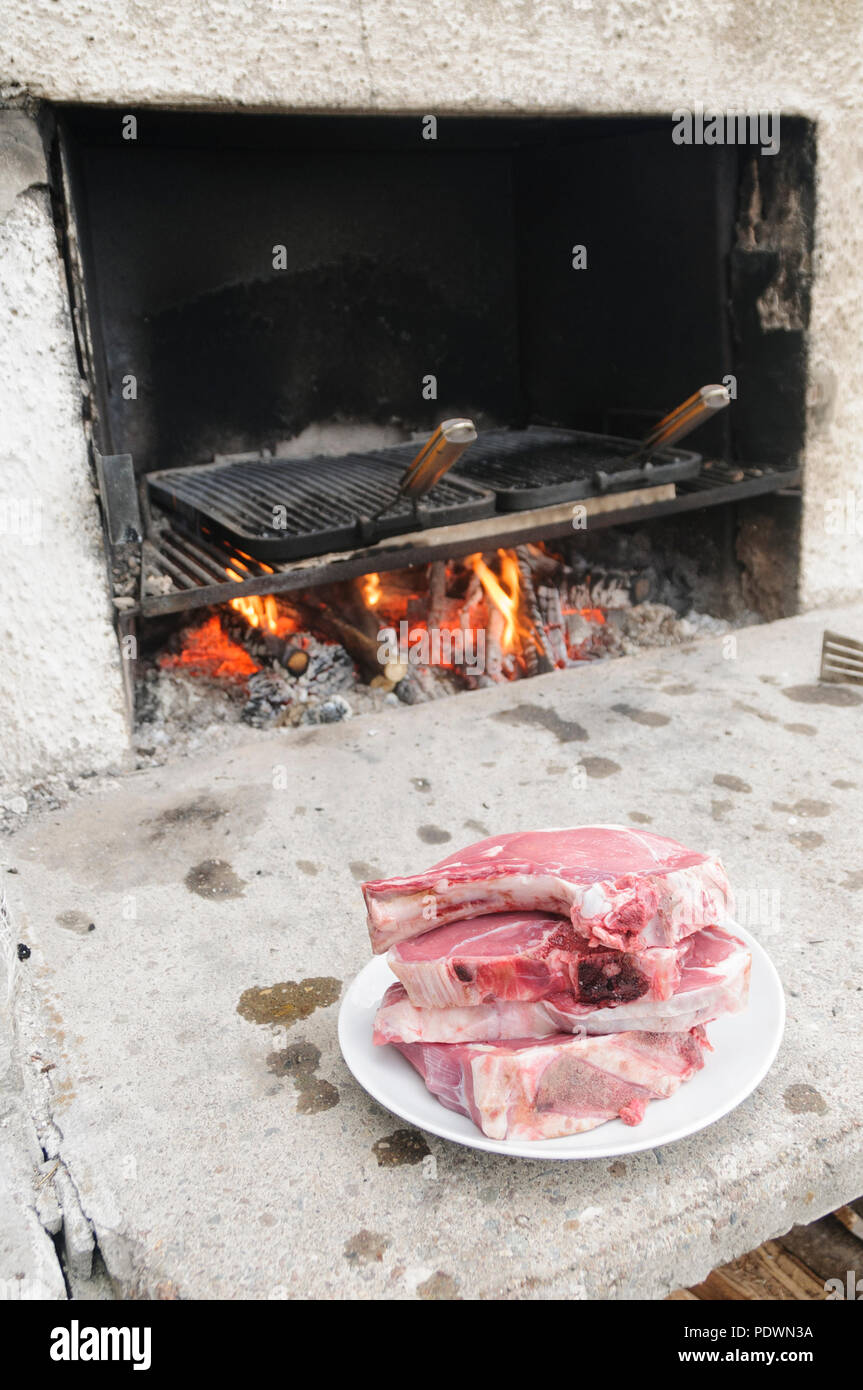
[453,427,702,510]
[148,449,496,561]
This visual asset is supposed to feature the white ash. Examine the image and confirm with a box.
[134,624,389,765]
[138,598,738,755]
[240,633,357,727]
[133,545,750,767]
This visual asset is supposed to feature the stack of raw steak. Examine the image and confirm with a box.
[363,826,750,1142]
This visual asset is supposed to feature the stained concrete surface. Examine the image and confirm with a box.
[2,603,863,1299]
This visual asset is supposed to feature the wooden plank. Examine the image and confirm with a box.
[777,1212,863,1284]
[833,1204,863,1241]
[682,1240,827,1302]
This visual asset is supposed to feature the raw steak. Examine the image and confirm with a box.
[375,927,750,1044]
[363,825,729,954]
[392,1028,709,1141]
[388,910,684,1008]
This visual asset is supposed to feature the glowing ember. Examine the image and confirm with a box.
[159,615,260,683]
[562,605,606,626]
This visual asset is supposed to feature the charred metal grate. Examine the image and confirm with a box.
[148,449,495,561]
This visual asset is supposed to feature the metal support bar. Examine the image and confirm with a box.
[95,452,143,547]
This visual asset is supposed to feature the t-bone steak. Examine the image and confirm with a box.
[391,1028,709,1141]
[364,825,729,954]
[375,927,750,1044]
[387,911,685,1008]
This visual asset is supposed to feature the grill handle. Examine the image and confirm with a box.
[363,418,477,530]
[629,384,731,462]
[399,418,477,499]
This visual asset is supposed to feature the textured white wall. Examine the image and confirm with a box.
[0,133,129,798]
[0,4,861,793]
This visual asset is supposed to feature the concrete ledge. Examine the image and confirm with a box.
[3,603,863,1298]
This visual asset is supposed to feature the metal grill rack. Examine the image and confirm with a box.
[133,457,801,618]
[453,427,702,508]
[148,449,495,561]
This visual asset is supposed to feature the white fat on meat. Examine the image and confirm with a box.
[393,1028,710,1141]
[375,926,750,1044]
[364,825,731,954]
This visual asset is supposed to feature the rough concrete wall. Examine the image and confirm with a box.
[0,1,862,602]
[0,114,129,800]
[799,109,863,607]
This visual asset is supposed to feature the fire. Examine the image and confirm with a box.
[355,550,547,672]
[225,564,294,635]
[159,615,260,683]
[229,589,279,633]
[468,549,544,660]
[363,572,382,608]
[469,552,520,648]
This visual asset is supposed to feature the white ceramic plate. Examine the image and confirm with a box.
[338,923,785,1159]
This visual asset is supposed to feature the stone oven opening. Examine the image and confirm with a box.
[53,108,814,750]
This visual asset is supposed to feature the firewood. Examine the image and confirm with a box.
[537,585,569,666]
[459,570,483,622]
[292,597,382,678]
[515,546,556,674]
[284,646,310,676]
[486,607,505,681]
[427,560,447,630]
[522,543,563,581]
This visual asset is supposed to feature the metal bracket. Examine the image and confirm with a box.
[95,452,143,547]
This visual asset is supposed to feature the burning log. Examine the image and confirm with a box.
[310,610,381,678]
[370,660,409,694]
[485,606,505,681]
[521,542,563,582]
[426,560,447,630]
[536,583,569,667]
[289,588,384,681]
[566,564,637,612]
[283,646,311,676]
[514,546,556,675]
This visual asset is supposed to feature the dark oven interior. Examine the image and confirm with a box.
[53,108,815,728]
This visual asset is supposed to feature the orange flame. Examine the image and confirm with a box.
[225,565,289,635]
[468,549,544,659]
[363,572,382,608]
[469,553,520,648]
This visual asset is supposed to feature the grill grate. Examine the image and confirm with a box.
[138,458,801,618]
[148,448,495,561]
[147,427,702,560]
[454,427,702,509]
